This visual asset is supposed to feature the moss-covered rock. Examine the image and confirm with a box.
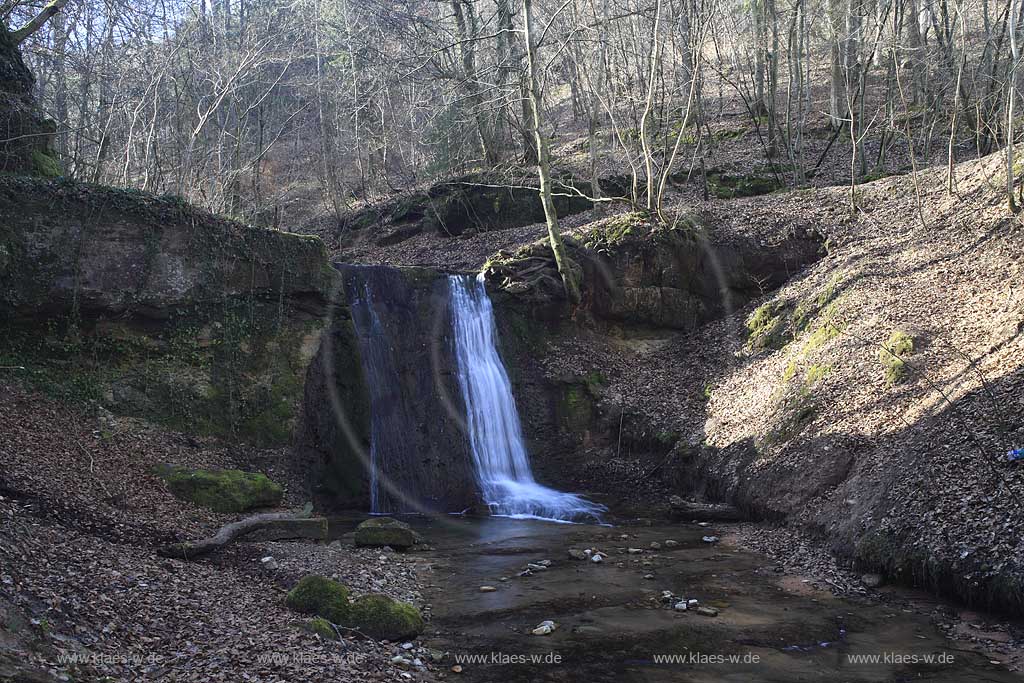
[354,517,416,549]
[304,616,339,640]
[285,575,351,624]
[346,594,424,641]
[879,330,914,384]
[164,467,283,513]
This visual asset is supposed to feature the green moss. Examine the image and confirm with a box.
[792,276,842,333]
[803,323,841,354]
[879,330,914,384]
[346,594,424,641]
[286,575,351,624]
[560,383,594,432]
[305,616,339,640]
[746,301,789,350]
[706,171,783,199]
[805,364,831,385]
[164,467,283,513]
[30,150,61,178]
[782,360,798,382]
[354,517,416,549]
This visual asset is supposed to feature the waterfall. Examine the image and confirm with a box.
[449,274,605,523]
[347,274,400,513]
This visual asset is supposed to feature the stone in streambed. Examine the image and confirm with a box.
[568,548,588,560]
[355,517,416,549]
[532,620,557,636]
[696,606,719,617]
[479,586,497,592]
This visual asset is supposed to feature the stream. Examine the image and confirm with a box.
[407,515,1016,682]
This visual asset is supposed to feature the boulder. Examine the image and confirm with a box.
[346,594,424,641]
[355,517,417,549]
[304,616,338,640]
[286,575,351,624]
[164,467,283,513]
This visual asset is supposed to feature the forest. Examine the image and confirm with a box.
[1,0,1023,681]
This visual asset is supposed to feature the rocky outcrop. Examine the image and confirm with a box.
[0,178,337,318]
[485,211,824,330]
[295,265,479,512]
[0,177,341,445]
[339,171,593,246]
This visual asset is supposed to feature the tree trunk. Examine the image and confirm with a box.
[523,0,580,304]
[159,508,319,560]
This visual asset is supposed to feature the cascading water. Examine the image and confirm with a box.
[449,274,606,523]
[347,275,402,514]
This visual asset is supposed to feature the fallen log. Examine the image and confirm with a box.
[159,506,315,560]
[668,496,745,522]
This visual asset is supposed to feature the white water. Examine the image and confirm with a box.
[449,274,606,523]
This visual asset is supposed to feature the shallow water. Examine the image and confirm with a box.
[408,516,1018,682]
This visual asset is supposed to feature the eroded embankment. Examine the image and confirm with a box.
[477,154,1024,616]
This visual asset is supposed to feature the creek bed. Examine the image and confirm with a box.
[406,516,1016,682]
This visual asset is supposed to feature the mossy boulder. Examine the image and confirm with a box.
[354,517,416,549]
[286,575,351,624]
[304,616,339,640]
[164,467,283,513]
[346,594,424,641]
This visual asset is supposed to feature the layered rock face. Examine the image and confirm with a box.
[0,177,341,445]
[295,265,478,512]
[484,213,824,330]
[339,172,593,246]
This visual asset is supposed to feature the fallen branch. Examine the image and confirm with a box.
[159,506,314,560]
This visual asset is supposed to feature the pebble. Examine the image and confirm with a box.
[591,554,603,564]
[674,601,688,611]
[401,642,414,650]
[479,585,497,592]
[526,563,548,571]
[702,536,719,544]
[696,606,719,617]
[698,522,711,527]
[259,556,278,570]
[532,620,558,636]
[650,542,661,550]
[568,548,587,560]
[451,664,463,673]
[861,573,884,588]
[627,548,643,554]
[664,540,679,547]
[688,599,699,606]
[643,573,655,579]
